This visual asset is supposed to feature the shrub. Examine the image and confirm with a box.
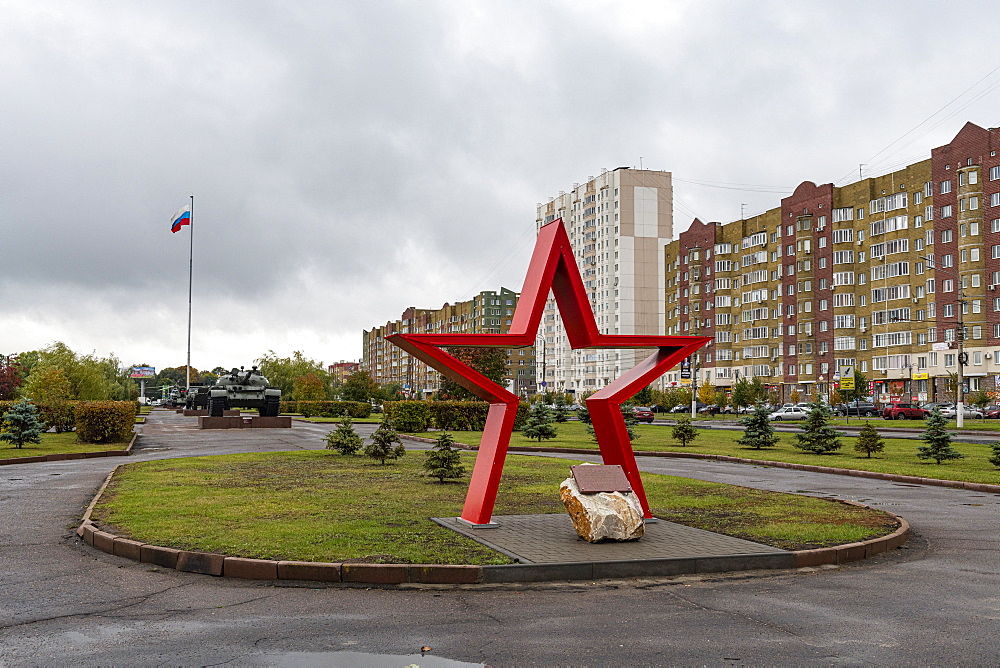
[325,416,364,455]
[918,408,964,464]
[793,402,842,454]
[523,403,557,442]
[854,421,885,458]
[279,400,298,415]
[1,400,44,449]
[294,401,371,419]
[671,416,698,447]
[422,432,465,482]
[737,404,779,450]
[37,401,75,433]
[429,401,489,431]
[75,401,136,444]
[384,401,432,432]
[365,418,406,465]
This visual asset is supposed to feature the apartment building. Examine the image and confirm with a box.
[664,122,1000,404]
[327,361,359,386]
[535,168,673,394]
[362,287,537,396]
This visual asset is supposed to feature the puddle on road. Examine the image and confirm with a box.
[259,651,483,667]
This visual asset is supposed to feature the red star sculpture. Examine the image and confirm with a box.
[387,219,710,525]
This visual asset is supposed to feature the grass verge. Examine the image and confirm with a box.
[407,421,1000,484]
[93,450,897,564]
[0,432,131,459]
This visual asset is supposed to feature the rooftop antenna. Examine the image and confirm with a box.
[859,163,866,180]
[639,156,643,170]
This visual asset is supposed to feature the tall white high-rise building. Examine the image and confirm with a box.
[535,168,673,394]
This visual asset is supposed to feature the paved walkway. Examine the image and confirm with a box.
[434,514,786,564]
[1,410,998,665]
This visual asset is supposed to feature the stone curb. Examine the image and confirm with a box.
[0,431,137,467]
[76,460,909,585]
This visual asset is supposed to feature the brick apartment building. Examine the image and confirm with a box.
[362,287,536,397]
[665,122,1000,405]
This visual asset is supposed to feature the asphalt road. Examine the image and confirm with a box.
[1,411,998,666]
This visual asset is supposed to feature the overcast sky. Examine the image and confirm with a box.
[4,0,1000,374]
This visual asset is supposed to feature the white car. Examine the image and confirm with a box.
[939,405,984,419]
[768,406,809,421]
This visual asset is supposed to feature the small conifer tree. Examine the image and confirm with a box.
[552,397,570,423]
[365,417,406,464]
[576,402,592,426]
[324,416,363,455]
[988,442,1000,468]
[737,403,780,450]
[523,402,557,442]
[793,401,842,454]
[620,404,640,441]
[917,408,964,464]
[0,400,44,449]
[854,421,885,458]
[422,431,466,483]
[671,416,698,447]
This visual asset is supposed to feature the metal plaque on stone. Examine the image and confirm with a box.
[571,464,633,494]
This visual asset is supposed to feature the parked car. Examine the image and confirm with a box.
[984,406,1000,419]
[835,401,879,417]
[768,406,810,421]
[921,402,953,414]
[939,405,984,419]
[881,403,930,420]
[632,407,655,423]
[670,402,706,413]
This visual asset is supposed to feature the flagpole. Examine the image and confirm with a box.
[186,194,194,391]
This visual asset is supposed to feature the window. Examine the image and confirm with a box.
[941,204,954,218]
[940,180,952,194]
[970,170,979,185]
[941,229,953,243]
[991,165,1000,181]
[832,229,854,243]
[972,248,981,262]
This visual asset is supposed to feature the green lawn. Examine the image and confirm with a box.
[407,421,1000,484]
[92,450,897,565]
[0,432,131,459]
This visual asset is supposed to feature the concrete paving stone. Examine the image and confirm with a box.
[176,551,225,575]
[139,544,181,568]
[223,557,278,580]
[112,537,145,561]
[276,560,342,582]
[341,564,408,584]
[434,514,788,565]
[92,530,115,553]
[407,565,481,584]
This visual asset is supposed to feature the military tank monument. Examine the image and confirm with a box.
[207,366,281,417]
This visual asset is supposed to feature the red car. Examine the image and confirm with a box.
[881,403,930,420]
[633,407,655,423]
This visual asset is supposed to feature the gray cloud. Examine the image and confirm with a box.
[3,0,1000,370]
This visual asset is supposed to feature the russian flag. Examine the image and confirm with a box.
[171,205,191,233]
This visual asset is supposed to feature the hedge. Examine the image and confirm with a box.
[0,400,76,433]
[280,400,371,419]
[384,401,530,432]
[75,401,136,443]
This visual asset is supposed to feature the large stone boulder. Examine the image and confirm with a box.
[559,477,644,543]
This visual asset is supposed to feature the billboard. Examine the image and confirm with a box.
[130,366,155,378]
